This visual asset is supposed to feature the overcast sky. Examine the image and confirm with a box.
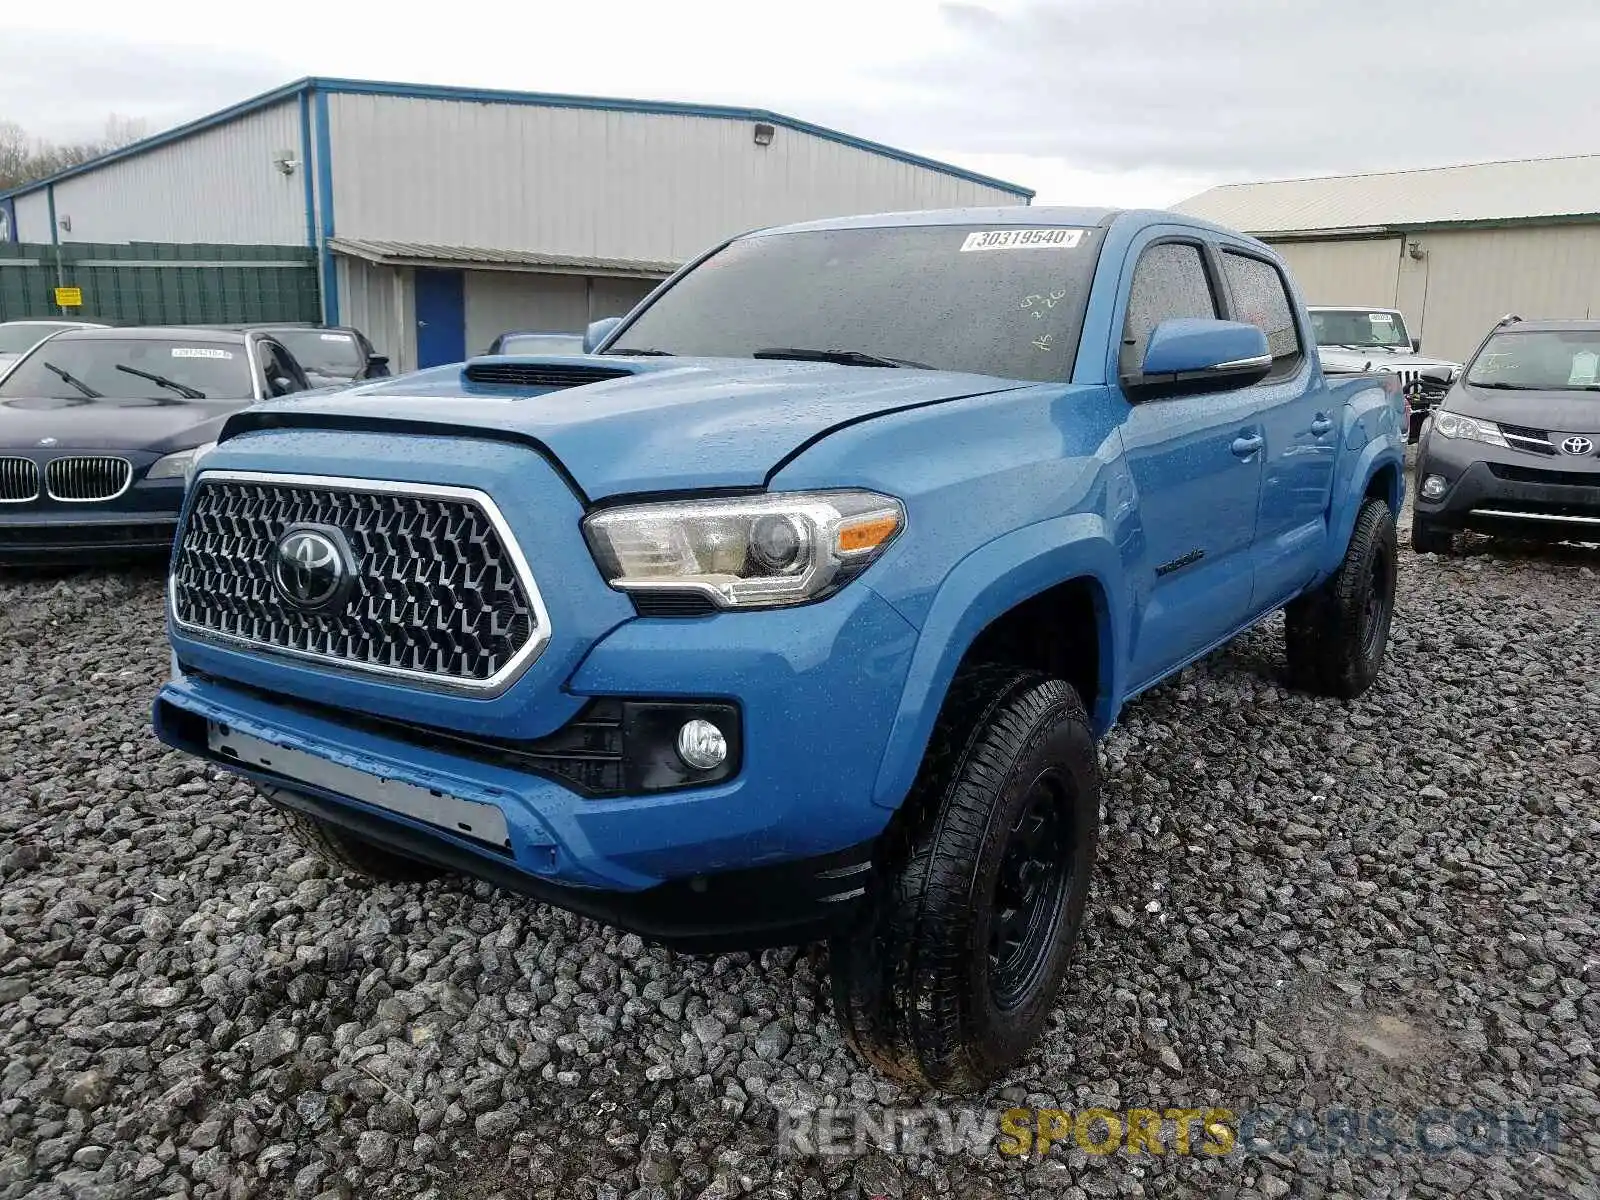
[6,0,1600,208]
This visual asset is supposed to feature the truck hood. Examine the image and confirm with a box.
[0,394,247,452]
[1445,382,1600,434]
[227,356,1030,498]
[1318,345,1460,374]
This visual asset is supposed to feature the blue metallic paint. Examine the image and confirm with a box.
[313,89,339,327]
[156,207,1406,904]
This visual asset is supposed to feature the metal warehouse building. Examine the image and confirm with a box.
[0,77,1032,370]
[1177,155,1600,362]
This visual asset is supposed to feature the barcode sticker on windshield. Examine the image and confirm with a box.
[960,228,1085,252]
[1369,313,1395,323]
[172,348,233,359]
[320,333,352,342]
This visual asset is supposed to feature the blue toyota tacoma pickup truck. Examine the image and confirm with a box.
[154,207,1405,1091]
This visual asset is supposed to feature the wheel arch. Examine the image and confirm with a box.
[869,515,1127,811]
[1321,440,1405,577]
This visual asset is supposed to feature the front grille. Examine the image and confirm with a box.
[1487,463,1600,489]
[44,456,132,501]
[1501,423,1558,456]
[0,457,40,502]
[463,362,632,388]
[171,473,547,691]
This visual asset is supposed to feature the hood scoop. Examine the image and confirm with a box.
[462,360,635,389]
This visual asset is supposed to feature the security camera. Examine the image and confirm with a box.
[273,153,301,176]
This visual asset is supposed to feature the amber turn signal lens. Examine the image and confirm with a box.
[836,513,901,554]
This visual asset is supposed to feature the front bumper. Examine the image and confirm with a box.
[154,581,920,947]
[1414,433,1600,538]
[0,468,184,564]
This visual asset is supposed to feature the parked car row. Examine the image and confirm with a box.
[0,316,600,565]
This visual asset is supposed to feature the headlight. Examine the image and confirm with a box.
[1432,410,1507,448]
[583,490,905,610]
[146,442,216,483]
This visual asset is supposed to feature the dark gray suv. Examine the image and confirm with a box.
[1411,316,1600,553]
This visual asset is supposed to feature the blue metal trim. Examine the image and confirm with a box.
[314,89,339,326]
[46,186,58,246]
[298,90,316,249]
[0,76,1033,203]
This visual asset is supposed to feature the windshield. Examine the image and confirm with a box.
[0,337,253,401]
[1309,310,1411,349]
[497,333,583,355]
[0,323,80,355]
[273,329,365,378]
[606,224,1103,382]
[1465,329,1600,391]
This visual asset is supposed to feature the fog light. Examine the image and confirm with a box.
[1422,474,1448,500]
[676,719,728,770]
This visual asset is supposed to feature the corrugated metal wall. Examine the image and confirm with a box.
[336,257,410,369]
[327,94,1022,264]
[1270,238,1404,307]
[1268,224,1600,361]
[34,102,308,246]
[462,271,660,355]
[14,192,52,244]
[0,242,320,324]
[1401,225,1600,360]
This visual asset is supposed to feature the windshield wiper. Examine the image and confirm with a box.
[605,347,675,357]
[113,363,206,399]
[1469,381,1537,390]
[40,361,102,398]
[752,347,931,369]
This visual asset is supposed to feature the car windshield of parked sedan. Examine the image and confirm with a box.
[1309,309,1412,349]
[605,224,1103,383]
[0,322,82,355]
[272,329,366,379]
[1464,329,1600,392]
[496,333,583,355]
[0,337,254,401]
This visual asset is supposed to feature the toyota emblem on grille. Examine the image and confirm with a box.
[271,524,354,611]
[1560,435,1594,456]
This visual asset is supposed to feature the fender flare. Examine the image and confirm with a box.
[869,514,1127,810]
[1321,439,1405,577]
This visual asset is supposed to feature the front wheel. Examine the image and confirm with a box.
[830,665,1100,1093]
[1285,498,1398,699]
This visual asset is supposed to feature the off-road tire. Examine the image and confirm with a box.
[829,665,1099,1093]
[1410,515,1454,556]
[269,789,446,882]
[1285,498,1398,699]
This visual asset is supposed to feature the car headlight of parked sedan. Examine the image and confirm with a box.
[1431,410,1507,448]
[145,442,217,485]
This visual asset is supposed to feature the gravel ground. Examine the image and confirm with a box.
[2,511,1598,1199]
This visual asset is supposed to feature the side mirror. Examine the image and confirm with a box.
[583,316,624,354]
[270,375,297,396]
[1125,318,1272,397]
[367,354,390,377]
[1410,337,1422,353]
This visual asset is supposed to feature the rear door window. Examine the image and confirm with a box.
[1221,252,1303,377]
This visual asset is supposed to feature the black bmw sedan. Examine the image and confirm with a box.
[0,326,310,565]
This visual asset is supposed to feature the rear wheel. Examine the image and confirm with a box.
[829,665,1099,1092]
[1285,498,1398,699]
[268,789,446,882]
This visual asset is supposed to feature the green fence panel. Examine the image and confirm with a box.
[0,242,320,325]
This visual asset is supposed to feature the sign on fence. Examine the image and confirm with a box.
[53,286,83,308]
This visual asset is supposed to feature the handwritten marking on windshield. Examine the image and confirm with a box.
[1032,333,1054,352]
